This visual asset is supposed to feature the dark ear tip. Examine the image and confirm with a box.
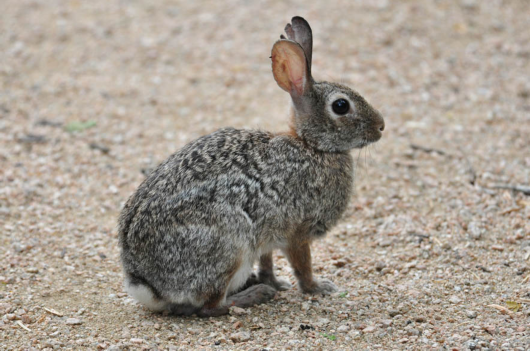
[280,34,286,39]
[291,16,310,25]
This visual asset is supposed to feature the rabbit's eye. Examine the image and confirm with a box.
[332,99,350,115]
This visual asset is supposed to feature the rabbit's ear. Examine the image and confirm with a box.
[271,40,312,97]
[284,17,313,72]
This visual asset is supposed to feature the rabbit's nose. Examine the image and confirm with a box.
[375,118,385,132]
[374,112,385,132]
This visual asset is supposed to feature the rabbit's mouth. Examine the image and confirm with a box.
[346,130,382,150]
[352,139,370,149]
[358,132,382,148]
[368,130,383,143]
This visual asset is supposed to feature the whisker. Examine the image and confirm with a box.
[364,147,368,168]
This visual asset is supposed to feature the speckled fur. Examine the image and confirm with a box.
[118,16,384,315]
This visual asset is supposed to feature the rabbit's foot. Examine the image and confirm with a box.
[259,275,292,291]
[301,278,338,295]
[196,284,276,317]
[226,284,276,308]
[271,277,292,291]
[169,302,229,318]
[169,303,200,316]
[197,305,229,318]
[241,272,292,292]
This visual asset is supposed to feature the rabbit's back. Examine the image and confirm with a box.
[121,127,352,239]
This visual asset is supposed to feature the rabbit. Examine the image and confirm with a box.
[118,16,384,317]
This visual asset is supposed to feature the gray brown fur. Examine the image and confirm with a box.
[118,16,384,316]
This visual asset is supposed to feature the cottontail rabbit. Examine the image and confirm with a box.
[119,16,384,317]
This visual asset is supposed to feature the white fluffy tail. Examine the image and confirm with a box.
[124,279,168,312]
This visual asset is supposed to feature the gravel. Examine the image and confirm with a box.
[1,0,529,350]
[467,310,478,319]
[230,332,251,343]
[65,318,83,325]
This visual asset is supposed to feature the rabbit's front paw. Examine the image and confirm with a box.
[301,279,338,295]
[258,274,292,291]
[273,278,292,291]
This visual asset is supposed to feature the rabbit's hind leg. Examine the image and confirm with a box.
[197,283,276,317]
[171,294,227,317]
[171,286,229,317]
[196,284,276,317]
[171,284,277,317]
[170,288,230,317]
[168,303,200,316]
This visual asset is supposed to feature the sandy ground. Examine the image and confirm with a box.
[1,0,529,350]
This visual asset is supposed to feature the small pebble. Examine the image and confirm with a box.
[388,309,400,317]
[381,319,392,327]
[229,306,247,315]
[0,303,13,314]
[407,328,420,336]
[379,240,392,247]
[217,336,227,344]
[467,340,478,350]
[230,332,251,343]
[375,261,387,271]
[337,325,350,333]
[333,260,347,267]
[362,326,376,333]
[449,296,462,304]
[483,325,496,335]
[466,310,478,319]
[66,318,83,325]
[300,324,314,331]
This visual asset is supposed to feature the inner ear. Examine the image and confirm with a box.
[271,40,311,97]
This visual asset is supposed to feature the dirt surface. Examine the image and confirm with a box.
[1,0,529,350]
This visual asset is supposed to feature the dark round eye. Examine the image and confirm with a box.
[332,99,350,115]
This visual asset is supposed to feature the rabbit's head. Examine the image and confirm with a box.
[272,17,384,152]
